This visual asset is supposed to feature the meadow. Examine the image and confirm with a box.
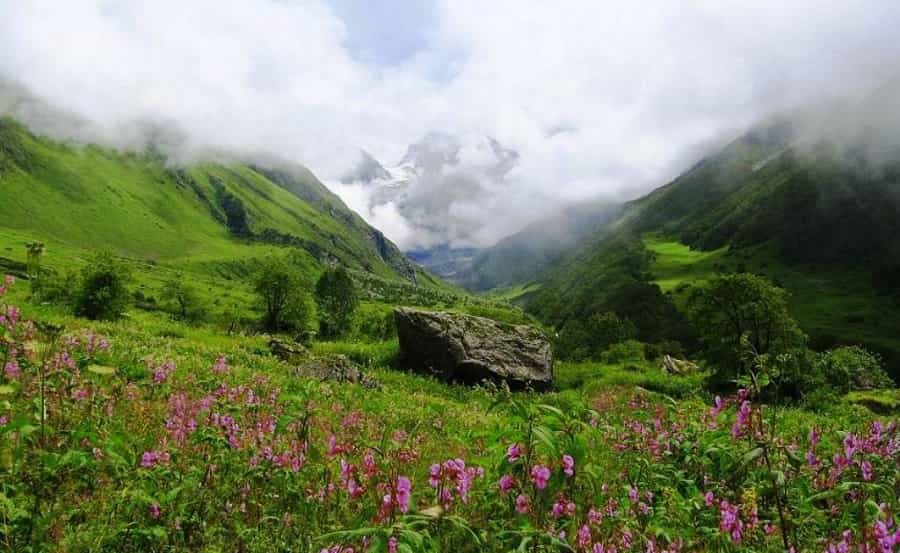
[1,272,898,552]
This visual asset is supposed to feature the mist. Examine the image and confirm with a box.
[3,1,900,250]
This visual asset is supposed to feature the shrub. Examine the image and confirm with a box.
[74,252,132,320]
[315,266,358,338]
[600,339,647,364]
[555,311,637,361]
[161,275,205,322]
[818,346,892,393]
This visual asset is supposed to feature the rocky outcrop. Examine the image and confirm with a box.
[294,354,380,389]
[660,355,698,375]
[394,307,552,390]
[268,337,309,365]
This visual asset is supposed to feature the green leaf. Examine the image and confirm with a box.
[0,385,14,395]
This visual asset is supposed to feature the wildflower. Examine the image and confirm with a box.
[704,491,715,506]
[149,503,161,519]
[861,460,873,481]
[507,443,523,463]
[531,465,550,490]
[4,359,20,379]
[396,476,411,513]
[628,487,638,502]
[719,500,743,544]
[577,524,592,548]
[732,401,751,439]
[211,355,229,375]
[562,454,575,477]
[92,447,104,460]
[499,474,515,494]
[515,494,529,514]
[71,388,89,401]
[387,537,398,553]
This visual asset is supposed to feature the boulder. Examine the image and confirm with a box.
[660,354,698,375]
[268,337,309,365]
[394,307,552,390]
[294,354,380,389]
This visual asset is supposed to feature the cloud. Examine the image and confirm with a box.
[2,0,900,249]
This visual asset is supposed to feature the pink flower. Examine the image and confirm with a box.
[499,474,515,494]
[4,360,20,379]
[577,524,592,548]
[149,503,161,519]
[704,491,715,506]
[211,355,229,375]
[531,465,550,490]
[396,476,411,513]
[71,388,89,401]
[507,443,523,463]
[387,536,398,553]
[562,454,575,477]
[628,487,638,502]
[515,494,529,514]
[861,460,873,481]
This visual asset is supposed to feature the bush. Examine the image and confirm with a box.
[74,252,131,320]
[818,346,892,393]
[555,311,638,361]
[600,340,647,364]
[161,275,205,322]
[30,267,77,306]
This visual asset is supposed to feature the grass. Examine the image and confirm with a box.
[643,233,900,376]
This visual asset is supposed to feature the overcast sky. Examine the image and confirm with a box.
[2,1,900,248]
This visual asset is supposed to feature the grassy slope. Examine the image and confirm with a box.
[644,234,900,373]
[0,117,415,280]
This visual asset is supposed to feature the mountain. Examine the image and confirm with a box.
[519,88,900,379]
[0,115,424,285]
[405,244,480,281]
[451,200,621,293]
[341,132,521,251]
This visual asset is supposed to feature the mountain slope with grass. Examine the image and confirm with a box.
[524,90,900,378]
[0,116,423,283]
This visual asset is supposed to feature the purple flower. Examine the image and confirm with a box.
[396,476,411,513]
[149,503,161,519]
[704,491,715,506]
[531,465,550,490]
[561,454,575,477]
[515,494,529,514]
[499,474,515,494]
[507,443,523,463]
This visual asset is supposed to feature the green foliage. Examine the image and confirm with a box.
[817,346,893,393]
[315,266,359,338]
[75,252,132,320]
[688,273,805,385]
[599,339,646,364]
[254,256,314,332]
[555,311,637,361]
[161,274,206,322]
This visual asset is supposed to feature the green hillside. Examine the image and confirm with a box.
[524,110,900,378]
[0,117,416,279]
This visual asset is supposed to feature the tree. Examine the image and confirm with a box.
[688,273,805,384]
[162,275,203,321]
[75,252,132,320]
[254,257,313,333]
[315,266,358,338]
[555,311,637,361]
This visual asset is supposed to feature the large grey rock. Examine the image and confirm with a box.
[394,307,552,390]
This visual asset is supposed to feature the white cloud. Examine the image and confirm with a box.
[2,0,900,249]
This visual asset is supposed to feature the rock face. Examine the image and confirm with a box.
[394,307,552,390]
[268,337,309,365]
